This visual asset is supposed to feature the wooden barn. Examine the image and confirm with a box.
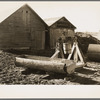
[0,4,48,50]
[44,17,76,49]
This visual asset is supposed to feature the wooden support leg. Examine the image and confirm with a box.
[73,48,78,62]
[76,43,84,63]
[67,43,75,60]
[51,50,60,59]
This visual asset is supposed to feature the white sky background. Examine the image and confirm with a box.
[0,1,100,32]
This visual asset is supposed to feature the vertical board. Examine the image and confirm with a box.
[31,30,45,50]
[40,31,45,49]
[50,29,54,49]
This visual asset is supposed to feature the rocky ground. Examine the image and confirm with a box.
[0,50,100,85]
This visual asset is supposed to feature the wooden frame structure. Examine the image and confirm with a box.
[67,42,85,63]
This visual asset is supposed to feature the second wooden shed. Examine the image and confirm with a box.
[44,17,76,49]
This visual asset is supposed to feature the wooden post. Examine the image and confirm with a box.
[76,43,84,63]
[67,42,75,60]
[73,48,78,62]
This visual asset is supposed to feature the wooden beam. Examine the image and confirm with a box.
[51,50,60,59]
[73,48,78,62]
[76,43,84,63]
[67,43,75,60]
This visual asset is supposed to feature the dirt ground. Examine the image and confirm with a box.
[0,51,100,85]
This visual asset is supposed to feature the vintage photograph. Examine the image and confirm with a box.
[0,1,100,85]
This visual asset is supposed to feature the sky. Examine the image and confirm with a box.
[0,1,100,32]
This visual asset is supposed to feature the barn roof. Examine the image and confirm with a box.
[0,4,48,27]
[44,17,62,26]
[23,4,48,27]
[44,16,76,28]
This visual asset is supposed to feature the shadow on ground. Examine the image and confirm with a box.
[76,67,97,75]
[21,67,100,85]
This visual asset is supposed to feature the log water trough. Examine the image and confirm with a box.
[15,42,86,74]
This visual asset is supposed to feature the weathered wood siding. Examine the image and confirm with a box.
[0,5,46,50]
[49,17,75,49]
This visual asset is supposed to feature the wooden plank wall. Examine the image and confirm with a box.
[50,28,74,49]
[0,5,46,50]
[49,18,75,49]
